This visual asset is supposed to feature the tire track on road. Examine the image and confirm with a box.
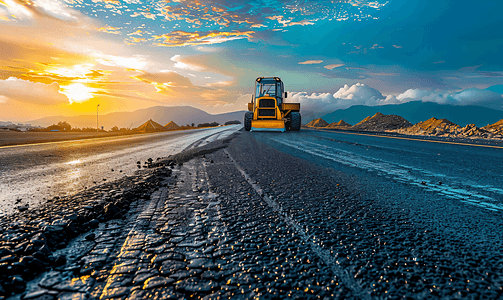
[223,148,372,300]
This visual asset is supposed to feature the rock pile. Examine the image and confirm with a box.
[396,117,460,136]
[396,117,503,139]
[483,119,503,137]
[326,120,352,129]
[306,118,329,127]
[457,124,495,138]
[351,112,412,131]
[136,119,167,132]
[164,121,180,130]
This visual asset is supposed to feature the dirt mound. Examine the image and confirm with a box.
[136,119,166,132]
[353,115,372,127]
[483,119,503,137]
[396,117,501,139]
[307,118,329,127]
[164,121,180,130]
[458,124,496,139]
[326,120,352,129]
[398,117,460,135]
[351,112,412,131]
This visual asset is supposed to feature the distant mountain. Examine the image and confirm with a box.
[321,102,503,127]
[28,106,246,130]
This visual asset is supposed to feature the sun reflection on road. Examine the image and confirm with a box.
[65,159,83,165]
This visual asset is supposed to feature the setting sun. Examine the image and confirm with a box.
[60,83,96,103]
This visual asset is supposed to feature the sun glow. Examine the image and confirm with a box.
[45,64,95,78]
[60,83,96,103]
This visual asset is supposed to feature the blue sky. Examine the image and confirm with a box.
[0,0,502,121]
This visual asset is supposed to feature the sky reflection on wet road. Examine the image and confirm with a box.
[0,126,240,216]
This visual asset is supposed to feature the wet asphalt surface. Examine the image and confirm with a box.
[0,129,502,299]
[0,126,239,216]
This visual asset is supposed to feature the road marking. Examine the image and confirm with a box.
[224,149,372,300]
[315,129,503,149]
[273,138,503,213]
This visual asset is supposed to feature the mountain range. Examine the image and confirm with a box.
[28,106,246,130]
[321,101,503,127]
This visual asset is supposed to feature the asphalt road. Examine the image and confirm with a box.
[0,126,240,216]
[2,128,502,299]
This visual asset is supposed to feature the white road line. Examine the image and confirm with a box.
[272,138,503,213]
[321,130,503,149]
[223,149,372,300]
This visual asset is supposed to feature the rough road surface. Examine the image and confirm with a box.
[1,131,502,299]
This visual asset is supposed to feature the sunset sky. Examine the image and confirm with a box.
[1,0,502,122]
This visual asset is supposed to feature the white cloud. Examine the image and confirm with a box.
[32,0,80,22]
[0,0,33,21]
[1,0,88,23]
[171,55,204,71]
[289,83,386,117]
[93,53,149,69]
[451,88,503,106]
[196,46,222,52]
[212,93,253,112]
[394,88,503,109]
[291,83,503,120]
[333,83,383,102]
[0,78,69,104]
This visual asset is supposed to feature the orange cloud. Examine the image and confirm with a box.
[153,30,254,47]
[324,64,345,70]
[98,26,122,35]
[0,77,69,104]
[132,71,195,90]
[299,60,323,65]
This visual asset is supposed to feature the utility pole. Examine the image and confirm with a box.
[97,104,100,133]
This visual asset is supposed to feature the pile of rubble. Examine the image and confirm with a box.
[306,118,329,127]
[326,120,352,129]
[351,112,412,131]
[305,114,503,140]
[396,117,460,136]
[482,119,503,136]
[396,117,503,139]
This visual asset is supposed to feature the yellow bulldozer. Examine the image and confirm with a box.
[244,77,301,132]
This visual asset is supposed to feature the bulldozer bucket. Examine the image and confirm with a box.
[251,120,286,132]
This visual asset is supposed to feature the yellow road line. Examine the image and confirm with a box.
[325,130,503,149]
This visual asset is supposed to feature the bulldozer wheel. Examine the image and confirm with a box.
[290,112,301,131]
[244,111,253,131]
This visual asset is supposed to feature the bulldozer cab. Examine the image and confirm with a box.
[255,77,284,106]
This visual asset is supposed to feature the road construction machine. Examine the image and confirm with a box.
[244,77,301,132]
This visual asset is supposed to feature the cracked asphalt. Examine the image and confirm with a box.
[1,130,502,299]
